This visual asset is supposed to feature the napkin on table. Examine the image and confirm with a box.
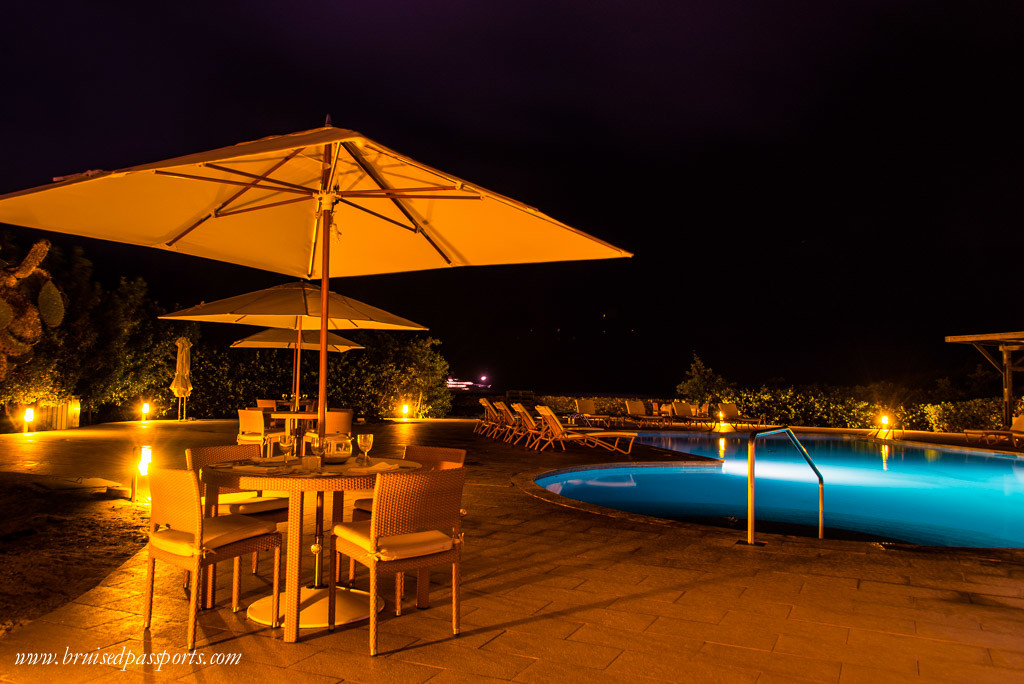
[347,462,401,474]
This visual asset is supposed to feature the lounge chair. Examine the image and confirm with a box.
[624,399,669,428]
[717,403,765,429]
[675,401,716,430]
[671,401,693,419]
[534,405,637,454]
[475,398,501,437]
[494,401,528,444]
[574,398,611,428]
[511,403,546,449]
[965,414,1024,448]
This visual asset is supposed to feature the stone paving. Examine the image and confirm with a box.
[1,418,1024,682]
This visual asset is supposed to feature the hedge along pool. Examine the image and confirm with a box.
[534,432,1024,547]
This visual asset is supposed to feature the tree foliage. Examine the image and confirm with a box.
[674,354,734,405]
[0,235,193,425]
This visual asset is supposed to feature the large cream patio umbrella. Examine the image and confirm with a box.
[230,328,364,405]
[0,125,631,640]
[0,125,631,437]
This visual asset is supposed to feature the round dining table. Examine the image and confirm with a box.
[202,457,420,642]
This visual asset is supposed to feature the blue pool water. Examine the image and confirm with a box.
[535,432,1024,547]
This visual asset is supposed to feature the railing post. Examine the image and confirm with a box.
[747,433,756,545]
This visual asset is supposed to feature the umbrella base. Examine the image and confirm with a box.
[247,586,383,628]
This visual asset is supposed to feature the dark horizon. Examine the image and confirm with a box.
[1,1,1021,397]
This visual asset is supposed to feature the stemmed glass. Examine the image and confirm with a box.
[356,433,373,466]
[309,434,326,465]
[279,433,295,462]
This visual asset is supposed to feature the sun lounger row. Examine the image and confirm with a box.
[476,398,637,455]
[964,414,1024,448]
[574,398,764,430]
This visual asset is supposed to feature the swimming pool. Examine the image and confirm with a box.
[535,432,1024,547]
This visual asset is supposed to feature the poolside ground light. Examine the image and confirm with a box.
[131,445,152,503]
[22,407,34,433]
[141,402,150,422]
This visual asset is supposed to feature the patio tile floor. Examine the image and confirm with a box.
[1,418,1023,682]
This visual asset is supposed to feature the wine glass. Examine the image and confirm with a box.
[279,433,295,462]
[356,433,373,466]
[310,435,326,466]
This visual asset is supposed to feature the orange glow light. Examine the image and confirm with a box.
[138,446,152,476]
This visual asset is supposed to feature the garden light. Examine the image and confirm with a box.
[402,404,410,416]
[23,408,34,433]
[141,402,150,421]
[138,445,152,476]
[881,415,889,427]
[132,445,152,503]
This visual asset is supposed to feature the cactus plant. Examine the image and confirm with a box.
[0,240,64,380]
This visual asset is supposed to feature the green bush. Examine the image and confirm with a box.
[536,387,1017,432]
[920,398,1007,433]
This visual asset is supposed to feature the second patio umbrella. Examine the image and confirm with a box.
[161,281,424,410]
[230,328,364,403]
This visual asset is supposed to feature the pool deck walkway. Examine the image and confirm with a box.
[2,419,1024,682]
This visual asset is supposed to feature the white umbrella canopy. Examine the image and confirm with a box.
[0,126,632,278]
[231,328,364,353]
[0,125,631,438]
[159,281,426,331]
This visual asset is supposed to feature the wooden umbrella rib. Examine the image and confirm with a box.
[165,149,305,246]
[340,142,453,265]
[154,170,312,195]
[214,195,314,217]
[202,163,319,194]
[337,193,479,200]
[335,185,457,195]
[333,197,417,232]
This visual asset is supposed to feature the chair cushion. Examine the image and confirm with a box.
[237,433,264,443]
[226,495,288,515]
[353,498,373,513]
[150,514,277,556]
[332,520,453,560]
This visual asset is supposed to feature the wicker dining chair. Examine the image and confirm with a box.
[350,445,466,521]
[186,444,288,575]
[143,467,281,651]
[301,408,354,456]
[328,467,466,656]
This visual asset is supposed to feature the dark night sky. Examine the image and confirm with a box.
[1,1,1022,395]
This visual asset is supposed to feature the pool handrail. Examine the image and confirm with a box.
[746,427,824,544]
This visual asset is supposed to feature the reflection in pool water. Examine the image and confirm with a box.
[535,433,1024,547]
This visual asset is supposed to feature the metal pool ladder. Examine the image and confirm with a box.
[745,428,824,545]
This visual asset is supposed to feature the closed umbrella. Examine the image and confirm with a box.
[169,336,192,420]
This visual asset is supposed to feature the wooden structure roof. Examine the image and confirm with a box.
[945,332,1024,427]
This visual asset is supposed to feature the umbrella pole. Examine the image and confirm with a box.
[293,328,301,411]
[311,152,333,590]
